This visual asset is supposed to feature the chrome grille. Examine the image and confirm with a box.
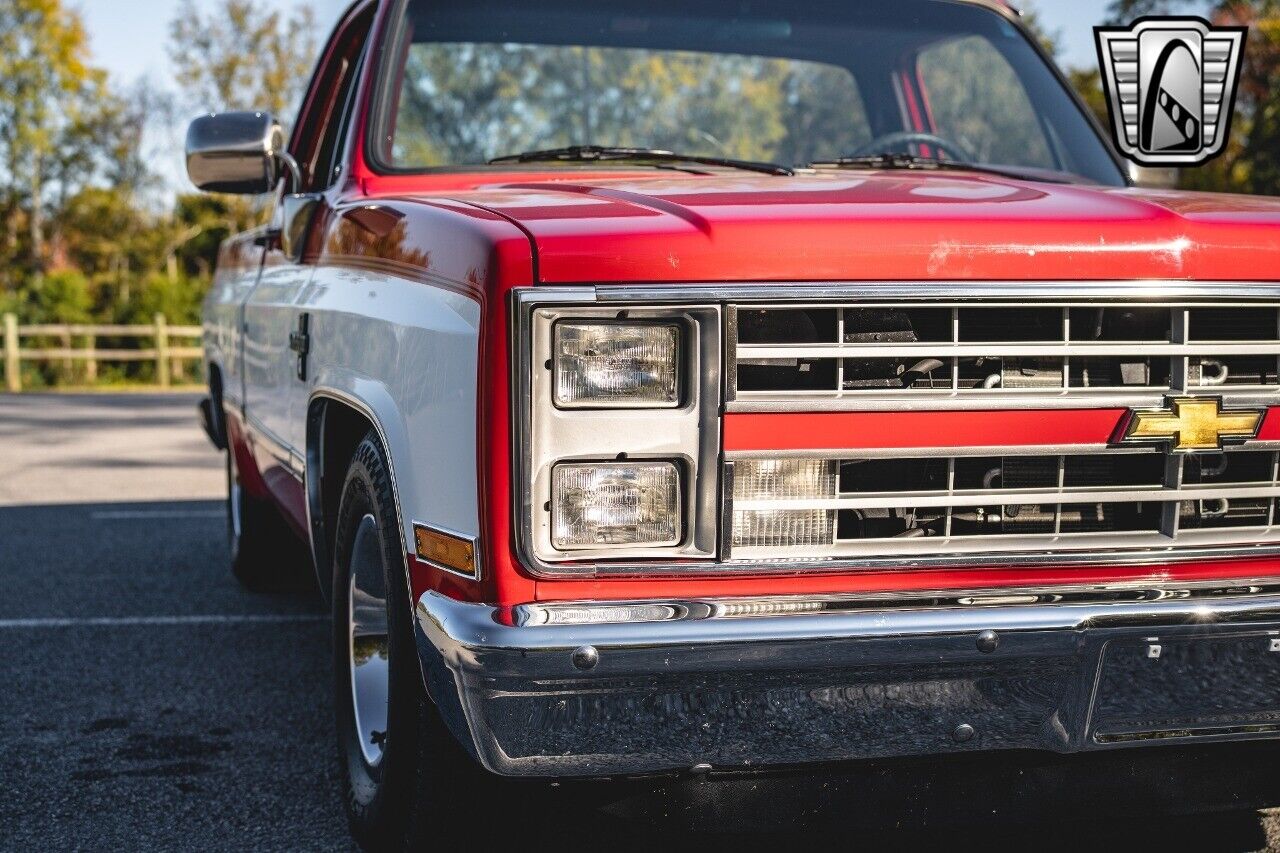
[514,286,1280,577]
[730,304,1280,404]
[725,300,1280,564]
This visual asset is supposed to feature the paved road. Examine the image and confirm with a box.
[6,393,1280,851]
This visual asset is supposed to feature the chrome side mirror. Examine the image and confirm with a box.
[185,111,299,194]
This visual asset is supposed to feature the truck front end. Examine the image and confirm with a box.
[363,0,1280,779]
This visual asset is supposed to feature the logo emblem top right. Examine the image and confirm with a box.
[1096,17,1247,167]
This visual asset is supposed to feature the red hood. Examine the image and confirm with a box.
[423,171,1280,283]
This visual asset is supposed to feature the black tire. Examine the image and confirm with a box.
[225,418,309,592]
[333,432,483,851]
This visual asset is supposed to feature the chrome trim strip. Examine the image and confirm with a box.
[424,584,1280,648]
[728,397,1280,413]
[731,301,1280,407]
[511,544,1280,578]
[591,282,1280,303]
[509,578,1280,629]
[243,411,301,474]
[734,532,1280,563]
[740,342,1280,358]
[727,444,1121,459]
[735,483,1280,511]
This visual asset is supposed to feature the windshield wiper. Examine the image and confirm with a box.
[809,153,1074,184]
[489,145,794,176]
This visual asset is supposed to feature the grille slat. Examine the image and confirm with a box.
[732,303,1280,401]
[726,300,1280,564]
[734,485,1280,512]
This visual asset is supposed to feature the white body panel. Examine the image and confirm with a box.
[300,266,482,553]
[243,259,313,462]
[202,239,265,410]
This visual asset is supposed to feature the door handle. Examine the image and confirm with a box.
[289,312,311,381]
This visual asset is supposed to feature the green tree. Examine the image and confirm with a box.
[168,0,319,120]
[0,0,103,278]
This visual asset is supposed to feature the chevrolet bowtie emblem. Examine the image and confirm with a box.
[1121,397,1263,452]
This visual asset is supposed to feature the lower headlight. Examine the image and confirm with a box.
[552,461,681,549]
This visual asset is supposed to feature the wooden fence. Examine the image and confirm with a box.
[1,313,202,392]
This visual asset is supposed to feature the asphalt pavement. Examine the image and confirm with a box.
[6,393,1280,851]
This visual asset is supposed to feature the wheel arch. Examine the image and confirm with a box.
[207,360,224,397]
[202,361,228,450]
[306,385,412,606]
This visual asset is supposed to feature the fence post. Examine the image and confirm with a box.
[155,313,170,389]
[85,333,97,383]
[61,328,72,382]
[3,314,18,393]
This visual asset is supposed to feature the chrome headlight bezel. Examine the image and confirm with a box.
[514,292,722,570]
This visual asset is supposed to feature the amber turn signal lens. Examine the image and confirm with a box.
[413,524,478,578]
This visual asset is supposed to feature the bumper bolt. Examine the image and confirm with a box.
[953,723,976,743]
[571,645,599,671]
[976,630,999,653]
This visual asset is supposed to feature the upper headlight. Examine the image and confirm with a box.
[554,322,680,408]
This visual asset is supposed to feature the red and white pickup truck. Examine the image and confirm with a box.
[191,0,1280,846]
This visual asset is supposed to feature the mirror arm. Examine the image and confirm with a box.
[276,150,303,194]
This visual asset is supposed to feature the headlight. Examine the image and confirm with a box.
[554,322,680,408]
[552,461,681,549]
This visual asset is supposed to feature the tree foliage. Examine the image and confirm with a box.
[0,0,316,387]
[168,0,318,119]
[0,0,106,278]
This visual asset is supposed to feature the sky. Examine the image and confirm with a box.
[79,0,1118,92]
[77,0,348,88]
[1035,0,1115,66]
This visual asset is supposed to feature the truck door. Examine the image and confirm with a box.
[205,232,266,415]
[241,1,376,522]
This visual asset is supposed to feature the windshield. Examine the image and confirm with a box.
[375,0,1126,185]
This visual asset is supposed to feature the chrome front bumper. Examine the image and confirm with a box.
[413,588,1280,778]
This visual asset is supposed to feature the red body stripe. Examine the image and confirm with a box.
[724,409,1131,453]
[1258,407,1280,440]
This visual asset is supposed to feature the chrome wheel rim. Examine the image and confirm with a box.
[348,513,390,768]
